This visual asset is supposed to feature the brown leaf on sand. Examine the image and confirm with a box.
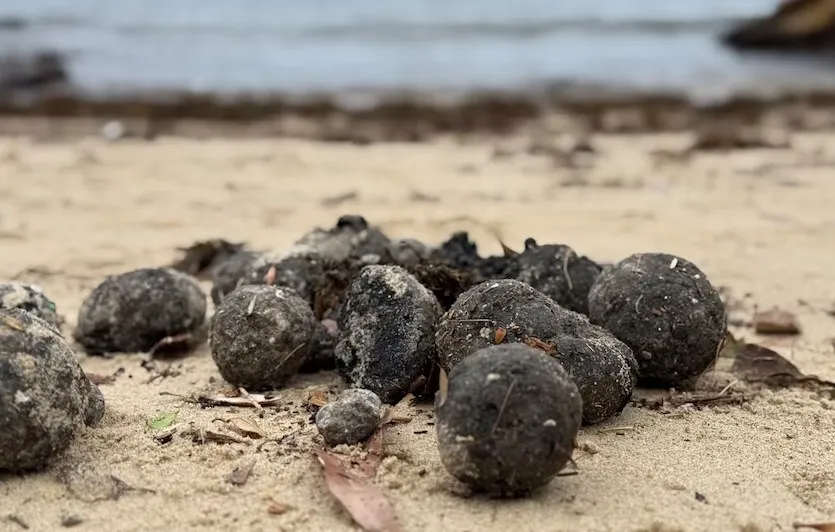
[357,428,386,479]
[794,523,835,532]
[225,460,256,486]
[315,449,401,532]
[309,389,329,408]
[727,342,835,390]
[523,336,557,355]
[753,308,801,335]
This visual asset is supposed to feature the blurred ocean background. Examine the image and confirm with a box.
[3,0,835,99]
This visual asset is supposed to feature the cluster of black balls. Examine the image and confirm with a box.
[2,214,727,494]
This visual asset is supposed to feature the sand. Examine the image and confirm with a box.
[1,128,834,532]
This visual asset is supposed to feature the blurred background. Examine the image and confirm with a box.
[2,0,835,104]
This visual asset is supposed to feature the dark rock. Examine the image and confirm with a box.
[210,249,262,305]
[513,238,602,315]
[588,253,726,387]
[210,284,316,390]
[436,279,637,425]
[335,265,442,403]
[430,231,512,280]
[295,214,393,263]
[435,343,582,497]
[75,268,207,355]
[315,388,383,446]
[0,309,105,471]
[238,246,325,307]
[0,282,61,329]
[722,0,835,51]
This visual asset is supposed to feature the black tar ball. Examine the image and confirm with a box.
[75,268,207,355]
[435,343,582,497]
[0,282,61,330]
[210,249,262,305]
[436,279,637,425]
[335,265,442,404]
[1,309,105,471]
[210,284,316,390]
[588,253,726,387]
[513,238,602,315]
[239,246,325,307]
[295,214,393,263]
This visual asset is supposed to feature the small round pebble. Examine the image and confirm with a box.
[513,238,602,315]
[335,265,442,403]
[588,252,727,387]
[75,268,207,355]
[295,214,393,263]
[210,284,316,390]
[436,279,637,425]
[315,388,383,446]
[436,343,582,497]
[1,309,105,471]
[0,282,61,329]
[238,245,325,306]
[210,249,263,305]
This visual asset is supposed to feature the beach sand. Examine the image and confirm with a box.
[1,126,834,532]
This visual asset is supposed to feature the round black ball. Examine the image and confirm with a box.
[587,252,727,387]
[435,343,582,497]
[75,268,207,355]
[210,284,316,390]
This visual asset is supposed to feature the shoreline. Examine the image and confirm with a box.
[5,84,835,140]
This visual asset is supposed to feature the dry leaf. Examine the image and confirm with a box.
[730,343,804,383]
[438,368,448,407]
[267,500,291,515]
[309,390,329,408]
[315,450,401,532]
[357,428,385,478]
[225,460,256,486]
[224,417,265,439]
[523,336,557,354]
[753,309,801,335]
[494,327,507,344]
[794,523,835,532]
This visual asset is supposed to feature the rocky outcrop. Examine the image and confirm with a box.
[722,0,835,50]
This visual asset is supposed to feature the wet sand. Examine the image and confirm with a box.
[1,121,834,531]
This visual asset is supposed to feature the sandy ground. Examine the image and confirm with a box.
[1,129,835,532]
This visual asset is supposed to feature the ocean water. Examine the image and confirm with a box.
[2,0,835,98]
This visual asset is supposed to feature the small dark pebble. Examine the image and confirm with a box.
[315,388,383,445]
[74,268,207,355]
[210,284,316,390]
[0,282,61,330]
[335,265,442,403]
[588,253,726,387]
[436,279,637,425]
[60,515,84,527]
[1,309,105,471]
[435,343,582,497]
[513,238,602,315]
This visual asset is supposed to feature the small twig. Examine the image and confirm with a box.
[718,380,739,396]
[598,426,634,433]
[146,333,194,358]
[246,295,257,316]
[237,388,263,410]
[491,378,517,436]
[561,252,573,291]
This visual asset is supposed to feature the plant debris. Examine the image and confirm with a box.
[216,417,265,439]
[315,449,401,532]
[753,308,801,335]
[182,425,249,445]
[169,239,247,279]
[308,389,329,408]
[794,524,835,532]
[267,500,291,515]
[153,427,177,444]
[148,411,178,430]
[225,460,256,486]
[160,390,281,408]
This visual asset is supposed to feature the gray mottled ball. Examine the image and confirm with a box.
[436,344,582,497]
[296,214,393,263]
[513,238,602,315]
[238,245,325,307]
[335,265,442,404]
[210,284,316,390]
[390,238,432,267]
[75,268,207,355]
[588,253,726,387]
[436,279,637,425]
[0,309,105,471]
[210,250,263,305]
[0,282,61,330]
[315,388,383,446]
